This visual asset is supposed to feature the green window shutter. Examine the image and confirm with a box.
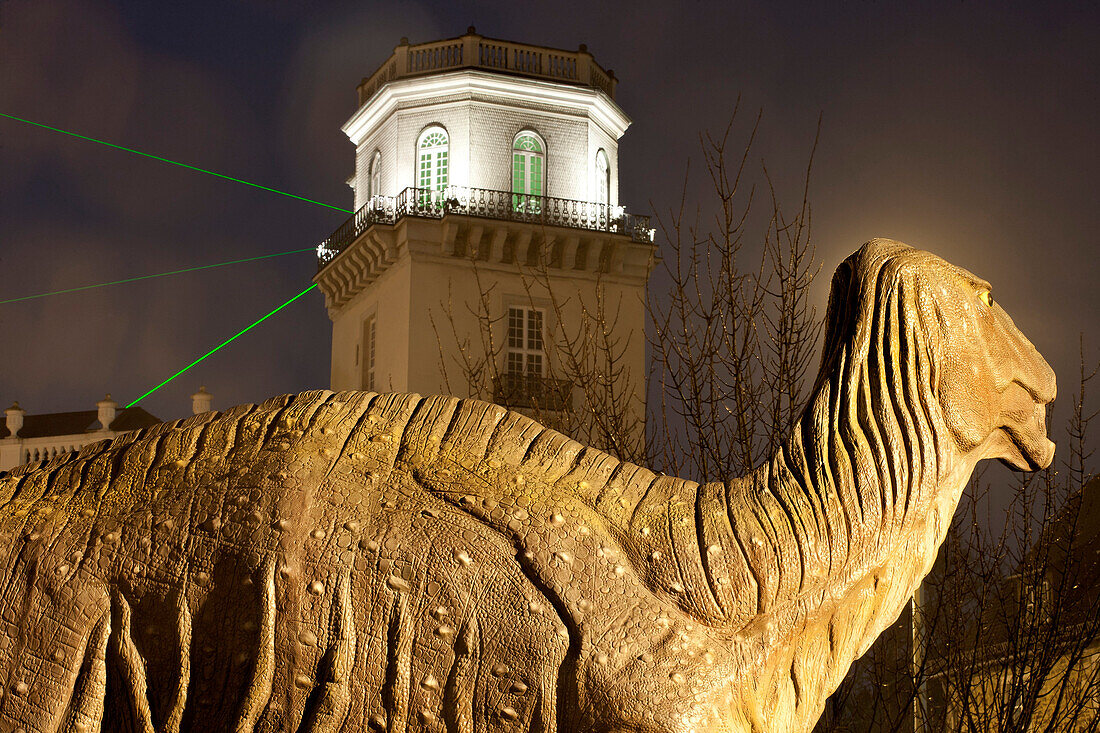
[436,150,448,190]
[512,134,544,211]
[530,155,543,197]
[419,153,429,189]
[513,153,526,194]
[417,128,449,195]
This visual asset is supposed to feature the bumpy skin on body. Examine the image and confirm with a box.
[0,240,1056,733]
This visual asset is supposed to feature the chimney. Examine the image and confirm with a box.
[4,402,25,437]
[96,394,118,431]
[191,386,213,415]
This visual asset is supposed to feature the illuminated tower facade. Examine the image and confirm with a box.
[314,28,654,428]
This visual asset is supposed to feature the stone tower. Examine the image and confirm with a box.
[314,28,654,430]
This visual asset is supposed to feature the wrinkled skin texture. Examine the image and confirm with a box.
[0,240,1055,732]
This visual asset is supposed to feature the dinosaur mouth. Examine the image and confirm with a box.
[999,385,1055,471]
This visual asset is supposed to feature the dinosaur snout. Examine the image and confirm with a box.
[1033,356,1057,406]
[1009,332,1056,406]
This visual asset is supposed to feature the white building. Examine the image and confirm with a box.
[314,28,654,437]
[0,387,213,471]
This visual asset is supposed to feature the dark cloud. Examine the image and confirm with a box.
[277,2,442,195]
[0,0,264,226]
[0,0,331,420]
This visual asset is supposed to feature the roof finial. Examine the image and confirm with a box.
[192,386,214,415]
[96,393,118,431]
[4,402,24,437]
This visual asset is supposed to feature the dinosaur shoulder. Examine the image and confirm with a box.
[399,396,667,525]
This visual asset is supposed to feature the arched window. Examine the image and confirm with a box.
[512,131,545,213]
[369,150,382,202]
[417,126,449,195]
[595,149,610,207]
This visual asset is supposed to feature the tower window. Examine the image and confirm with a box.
[512,132,545,213]
[496,304,569,410]
[417,127,449,199]
[595,149,610,208]
[369,150,382,202]
[506,306,544,377]
[362,315,377,390]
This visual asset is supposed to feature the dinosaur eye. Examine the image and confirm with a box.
[977,289,993,308]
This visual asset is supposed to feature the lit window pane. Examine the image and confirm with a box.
[417,127,448,193]
[514,134,542,153]
[370,151,381,198]
[512,133,544,201]
[530,157,542,197]
[363,315,377,390]
[513,154,525,193]
[505,305,546,384]
[508,308,523,348]
[528,310,543,349]
[595,149,609,206]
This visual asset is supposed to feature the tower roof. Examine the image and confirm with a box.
[356,28,618,109]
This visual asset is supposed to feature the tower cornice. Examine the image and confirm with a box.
[313,216,654,317]
[343,69,632,148]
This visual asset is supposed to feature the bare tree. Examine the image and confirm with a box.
[647,103,822,481]
[432,98,823,480]
[430,258,649,463]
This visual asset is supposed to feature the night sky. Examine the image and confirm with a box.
[2,1,1097,474]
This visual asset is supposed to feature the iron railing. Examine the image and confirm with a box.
[317,186,654,268]
[492,373,573,411]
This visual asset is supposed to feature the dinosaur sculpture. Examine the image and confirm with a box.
[0,240,1055,732]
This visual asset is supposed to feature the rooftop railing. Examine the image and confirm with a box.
[492,373,573,412]
[356,28,617,106]
[316,186,654,269]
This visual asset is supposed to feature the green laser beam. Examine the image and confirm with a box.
[126,282,318,408]
[0,247,316,305]
[0,112,352,214]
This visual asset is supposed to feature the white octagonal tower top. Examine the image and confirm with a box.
[315,29,653,434]
[342,27,631,211]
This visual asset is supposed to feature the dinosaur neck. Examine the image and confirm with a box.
[747,367,947,617]
[629,322,970,634]
[710,339,993,730]
[610,281,995,727]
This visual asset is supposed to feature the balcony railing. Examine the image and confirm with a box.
[316,186,654,268]
[357,29,617,105]
[492,373,573,412]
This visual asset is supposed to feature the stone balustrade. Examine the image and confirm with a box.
[356,28,617,107]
